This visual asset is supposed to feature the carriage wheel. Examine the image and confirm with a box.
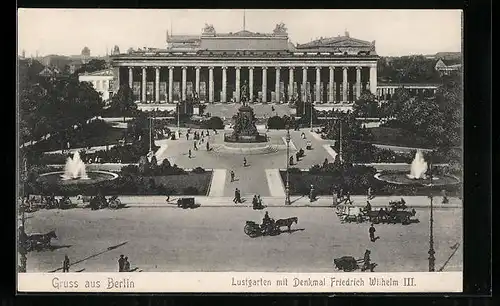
[244,224,253,236]
[109,200,118,209]
[402,216,410,225]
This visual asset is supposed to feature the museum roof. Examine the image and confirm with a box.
[78,68,113,77]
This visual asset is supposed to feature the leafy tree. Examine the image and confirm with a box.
[108,84,137,122]
[74,59,107,75]
[352,91,379,118]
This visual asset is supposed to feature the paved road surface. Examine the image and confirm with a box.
[25,207,462,273]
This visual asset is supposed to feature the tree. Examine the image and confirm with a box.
[352,91,379,118]
[108,84,137,122]
[74,59,107,75]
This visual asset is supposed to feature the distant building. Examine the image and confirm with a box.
[377,83,439,101]
[39,66,62,79]
[435,58,461,76]
[78,68,114,102]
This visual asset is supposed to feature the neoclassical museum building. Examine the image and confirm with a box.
[109,23,437,106]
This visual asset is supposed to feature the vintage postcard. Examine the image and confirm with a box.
[17,9,463,293]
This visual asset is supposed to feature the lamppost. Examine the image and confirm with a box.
[177,101,180,138]
[310,102,314,132]
[285,128,291,205]
[428,150,436,272]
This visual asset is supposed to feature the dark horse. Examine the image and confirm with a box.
[27,230,57,251]
[275,217,298,232]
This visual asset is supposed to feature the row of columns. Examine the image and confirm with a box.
[126,65,377,103]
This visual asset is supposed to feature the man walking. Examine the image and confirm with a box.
[118,255,125,272]
[362,249,373,272]
[243,157,247,167]
[124,257,131,272]
[206,141,210,151]
[309,184,315,202]
[230,170,235,182]
[367,187,373,200]
[188,149,192,158]
[62,255,70,272]
[369,224,380,242]
[193,140,198,151]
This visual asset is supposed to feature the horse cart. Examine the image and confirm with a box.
[244,217,299,238]
[22,230,58,252]
[336,204,417,225]
[89,196,123,210]
[333,256,377,272]
[244,220,280,238]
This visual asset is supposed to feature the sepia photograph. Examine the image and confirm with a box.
[17,9,463,292]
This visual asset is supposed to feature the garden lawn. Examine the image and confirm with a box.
[368,127,431,149]
[149,172,213,196]
[33,122,126,152]
[280,171,461,197]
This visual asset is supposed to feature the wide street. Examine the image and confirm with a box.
[25,206,462,273]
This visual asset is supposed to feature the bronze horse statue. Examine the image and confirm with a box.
[275,217,298,232]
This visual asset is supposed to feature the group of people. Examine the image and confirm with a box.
[252,195,265,210]
[118,254,132,272]
[187,129,212,158]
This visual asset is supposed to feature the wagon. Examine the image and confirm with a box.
[333,256,377,272]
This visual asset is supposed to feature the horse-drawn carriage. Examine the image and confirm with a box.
[19,229,57,252]
[336,201,417,225]
[244,217,299,238]
[88,195,123,210]
[333,256,377,272]
[20,195,74,212]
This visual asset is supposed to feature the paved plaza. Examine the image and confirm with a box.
[25,206,462,273]
[23,104,463,274]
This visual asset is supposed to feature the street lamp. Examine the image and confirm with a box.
[285,127,291,205]
[310,102,314,132]
[428,150,436,272]
[177,101,180,138]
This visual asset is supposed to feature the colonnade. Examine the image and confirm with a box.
[122,64,378,104]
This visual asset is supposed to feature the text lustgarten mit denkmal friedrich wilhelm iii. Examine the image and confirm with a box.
[231,276,401,288]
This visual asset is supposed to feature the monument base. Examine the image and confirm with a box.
[212,142,279,155]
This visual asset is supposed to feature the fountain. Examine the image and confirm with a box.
[37,151,119,186]
[406,150,428,180]
[374,149,460,187]
[61,151,89,180]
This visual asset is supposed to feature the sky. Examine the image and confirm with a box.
[17,9,462,57]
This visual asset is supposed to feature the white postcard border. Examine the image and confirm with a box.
[18,272,463,293]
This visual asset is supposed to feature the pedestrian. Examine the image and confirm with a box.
[188,149,192,158]
[62,255,70,272]
[362,250,372,272]
[338,188,344,201]
[257,195,263,208]
[441,189,449,204]
[206,141,210,151]
[243,157,247,167]
[186,133,189,140]
[118,255,125,272]
[124,257,131,272]
[230,170,235,182]
[194,140,198,150]
[309,184,315,202]
[301,132,305,139]
[346,191,351,204]
[236,189,243,203]
[165,193,170,202]
[369,224,380,242]
[252,195,258,209]
[367,186,373,200]
[323,158,328,168]
[332,191,338,207]
[289,156,294,166]
[201,131,204,137]
[233,188,239,203]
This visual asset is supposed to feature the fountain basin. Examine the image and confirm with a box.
[374,172,460,186]
[37,170,119,186]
